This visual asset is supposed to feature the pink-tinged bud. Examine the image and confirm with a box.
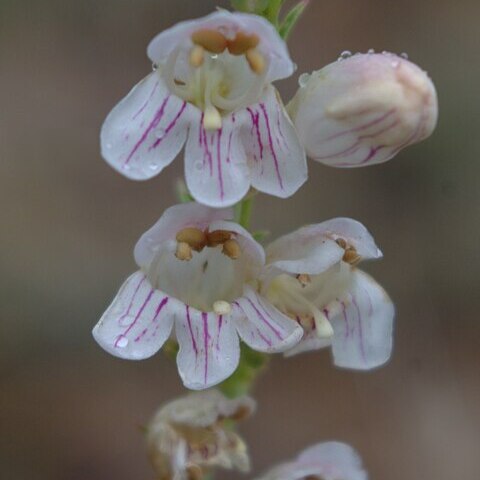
[288,52,438,167]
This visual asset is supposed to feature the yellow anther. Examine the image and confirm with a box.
[229,404,252,421]
[191,29,227,54]
[343,247,361,266]
[176,227,207,252]
[189,45,205,67]
[203,105,222,130]
[175,242,193,261]
[296,273,311,287]
[213,300,232,316]
[246,48,265,74]
[206,229,232,247]
[222,239,241,259]
[227,31,260,55]
[186,465,203,480]
[335,237,348,249]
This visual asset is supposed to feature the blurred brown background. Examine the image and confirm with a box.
[1,0,479,478]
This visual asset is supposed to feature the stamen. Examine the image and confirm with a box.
[189,45,205,67]
[229,404,252,421]
[213,300,232,315]
[343,247,361,266]
[175,242,193,261]
[227,32,260,55]
[206,230,232,247]
[296,274,311,287]
[335,237,348,249]
[313,310,334,338]
[176,227,207,252]
[222,239,241,259]
[203,105,222,130]
[191,29,227,54]
[246,48,266,74]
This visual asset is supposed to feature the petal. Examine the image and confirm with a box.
[297,442,368,480]
[266,218,381,275]
[134,203,233,267]
[175,307,240,390]
[289,53,438,167]
[184,113,251,208]
[147,11,294,82]
[257,442,367,480]
[101,73,191,180]
[266,227,344,276]
[92,271,174,359]
[241,87,307,199]
[330,270,394,370]
[233,288,303,352]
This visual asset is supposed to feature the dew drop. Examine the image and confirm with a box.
[194,161,203,171]
[116,336,129,348]
[338,50,352,61]
[298,73,311,87]
[367,48,375,54]
[152,63,158,71]
[149,162,158,171]
[155,127,166,138]
[400,52,409,59]
[105,143,113,150]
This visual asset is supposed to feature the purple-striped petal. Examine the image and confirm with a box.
[92,271,174,360]
[175,307,240,390]
[184,113,250,208]
[331,270,394,370]
[233,288,303,352]
[261,442,367,480]
[241,86,307,199]
[289,53,438,168]
[101,73,191,180]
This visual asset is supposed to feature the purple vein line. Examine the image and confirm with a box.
[202,312,209,384]
[149,101,187,151]
[260,103,284,190]
[123,95,170,166]
[246,298,283,340]
[118,288,154,344]
[186,306,199,357]
[132,80,159,120]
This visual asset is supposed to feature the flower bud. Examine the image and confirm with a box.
[288,52,438,167]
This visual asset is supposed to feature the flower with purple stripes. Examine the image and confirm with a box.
[92,203,303,390]
[288,51,438,168]
[263,218,394,370]
[255,441,368,480]
[101,10,307,208]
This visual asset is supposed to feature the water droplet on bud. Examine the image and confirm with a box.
[367,48,375,54]
[155,127,166,138]
[338,50,352,61]
[400,52,409,59]
[298,73,311,87]
[152,63,158,71]
[116,336,129,348]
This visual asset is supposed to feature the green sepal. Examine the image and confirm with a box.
[279,1,309,39]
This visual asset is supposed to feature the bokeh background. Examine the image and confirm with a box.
[1,0,479,478]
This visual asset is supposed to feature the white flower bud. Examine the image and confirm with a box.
[288,52,438,167]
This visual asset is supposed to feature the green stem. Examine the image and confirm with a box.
[237,195,255,229]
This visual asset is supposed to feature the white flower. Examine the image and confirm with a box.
[147,390,254,480]
[288,52,438,167]
[262,218,394,369]
[256,442,368,480]
[101,10,307,207]
[92,202,303,390]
